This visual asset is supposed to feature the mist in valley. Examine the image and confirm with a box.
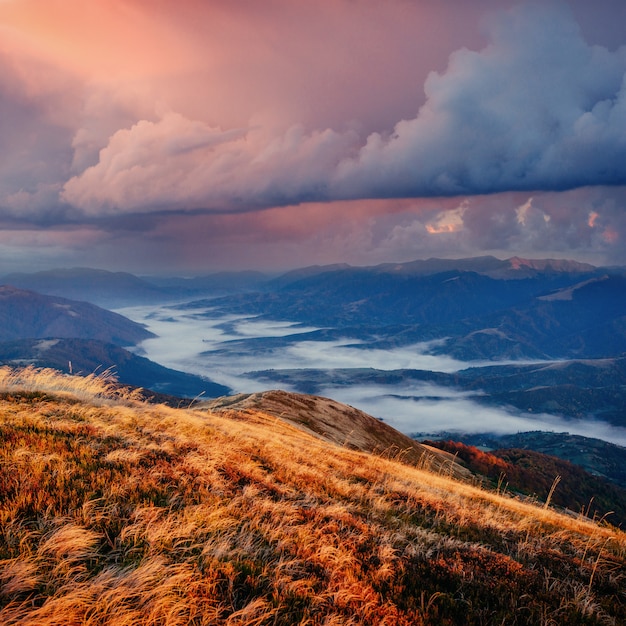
[119,302,626,447]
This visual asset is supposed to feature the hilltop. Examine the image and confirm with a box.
[0,285,153,346]
[206,390,470,479]
[1,367,625,625]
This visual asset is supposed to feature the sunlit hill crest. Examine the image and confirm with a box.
[1,367,625,625]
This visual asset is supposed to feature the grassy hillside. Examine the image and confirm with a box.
[425,440,626,527]
[1,367,625,625]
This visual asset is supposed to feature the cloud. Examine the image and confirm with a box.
[56,3,626,217]
[335,3,626,198]
[323,386,626,446]
[62,114,356,214]
[0,46,78,217]
[2,1,626,272]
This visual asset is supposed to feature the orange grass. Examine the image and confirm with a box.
[0,367,625,625]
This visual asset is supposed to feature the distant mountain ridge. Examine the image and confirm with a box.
[1,268,165,308]
[372,255,597,278]
[1,267,269,307]
[2,256,604,309]
[0,338,229,399]
[0,285,153,345]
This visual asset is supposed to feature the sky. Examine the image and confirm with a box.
[1,0,625,275]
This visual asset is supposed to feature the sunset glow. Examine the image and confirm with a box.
[0,0,625,273]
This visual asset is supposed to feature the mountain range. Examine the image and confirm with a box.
[191,260,626,360]
[2,256,625,491]
[0,286,228,398]
[2,257,626,623]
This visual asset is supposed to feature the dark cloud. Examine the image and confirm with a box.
[0,51,77,217]
[335,3,626,199]
[56,3,626,217]
[1,1,625,272]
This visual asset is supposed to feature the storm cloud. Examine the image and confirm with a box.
[1,0,626,272]
[60,3,626,214]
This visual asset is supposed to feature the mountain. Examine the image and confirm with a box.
[142,270,269,296]
[267,263,351,289]
[1,268,167,308]
[206,389,470,479]
[188,268,570,327]
[1,267,271,308]
[1,367,624,625]
[0,338,229,399]
[193,260,626,361]
[425,439,626,526]
[0,285,154,346]
[439,274,626,359]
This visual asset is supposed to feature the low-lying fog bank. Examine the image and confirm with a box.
[119,303,626,447]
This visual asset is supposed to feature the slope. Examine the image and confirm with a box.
[0,338,229,399]
[0,285,154,346]
[0,367,625,625]
[206,389,470,479]
[425,440,626,526]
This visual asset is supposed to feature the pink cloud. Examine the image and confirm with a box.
[55,3,626,219]
[1,0,626,272]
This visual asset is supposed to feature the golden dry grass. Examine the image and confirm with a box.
[0,367,625,625]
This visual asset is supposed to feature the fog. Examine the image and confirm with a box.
[119,303,626,446]
[320,384,626,447]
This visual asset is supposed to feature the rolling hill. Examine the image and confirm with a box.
[0,338,229,399]
[205,389,470,479]
[0,367,624,625]
[0,285,154,346]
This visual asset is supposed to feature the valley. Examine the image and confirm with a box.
[2,256,626,478]
[113,256,626,449]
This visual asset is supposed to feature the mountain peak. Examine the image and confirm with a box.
[507,256,596,273]
[206,389,470,478]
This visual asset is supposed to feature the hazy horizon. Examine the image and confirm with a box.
[1,251,617,282]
